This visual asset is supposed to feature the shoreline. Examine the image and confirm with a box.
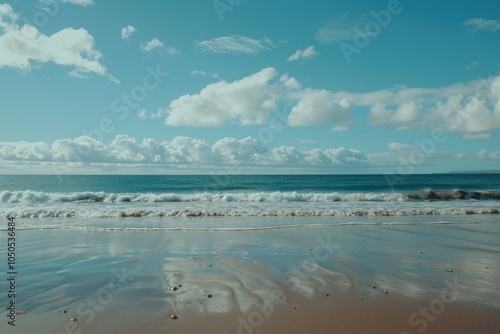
[1,221,499,333]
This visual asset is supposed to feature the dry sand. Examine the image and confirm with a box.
[1,220,499,333]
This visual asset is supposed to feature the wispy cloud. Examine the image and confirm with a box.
[195,35,275,54]
[190,70,222,80]
[464,17,500,32]
[466,61,479,71]
[287,46,318,62]
[60,0,93,6]
[315,13,371,43]
[120,25,136,40]
[165,46,181,55]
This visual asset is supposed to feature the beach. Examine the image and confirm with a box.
[1,216,499,334]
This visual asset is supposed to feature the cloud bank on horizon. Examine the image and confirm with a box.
[0,0,499,174]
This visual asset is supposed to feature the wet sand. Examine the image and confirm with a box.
[1,220,499,333]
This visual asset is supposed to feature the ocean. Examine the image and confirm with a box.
[1,174,499,230]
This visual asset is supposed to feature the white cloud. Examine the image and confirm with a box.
[466,61,479,71]
[279,74,301,90]
[0,135,368,168]
[387,142,418,151]
[164,67,282,126]
[287,46,318,62]
[315,13,371,43]
[137,108,164,119]
[464,18,500,32]
[332,125,347,132]
[299,139,317,144]
[190,70,222,80]
[463,133,492,140]
[369,101,420,129]
[0,4,116,82]
[157,64,500,137]
[141,38,163,51]
[195,35,274,54]
[343,75,500,138]
[60,0,93,6]
[476,149,500,160]
[288,89,352,127]
[165,46,181,55]
[120,25,136,40]
[137,109,147,119]
[140,38,180,55]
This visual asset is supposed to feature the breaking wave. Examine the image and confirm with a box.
[1,189,500,204]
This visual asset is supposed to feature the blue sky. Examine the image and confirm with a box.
[0,0,499,174]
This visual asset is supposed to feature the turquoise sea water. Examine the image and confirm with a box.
[0,174,499,229]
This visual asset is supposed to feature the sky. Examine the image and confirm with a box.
[0,0,499,174]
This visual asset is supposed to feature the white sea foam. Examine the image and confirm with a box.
[1,206,498,218]
[4,189,499,204]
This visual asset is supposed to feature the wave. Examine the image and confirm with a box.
[1,189,500,204]
[3,221,483,232]
[2,207,499,218]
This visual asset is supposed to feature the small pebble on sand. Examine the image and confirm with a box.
[171,287,178,291]
[291,306,296,309]
[447,269,454,272]
[70,318,78,322]
[207,294,213,298]
[171,315,178,319]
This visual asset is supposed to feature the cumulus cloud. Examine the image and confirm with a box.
[141,37,163,51]
[140,38,180,55]
[120,25,136,40]
[351,75,500,138]
[0,3,116,82]
[288,89,352,127]
[464,18,500,32]
[156,64,500,138]
[163,67,283,126]
[195,35,275,54]
[369,101,420,129]
[0,135,368,168]
[476,149,500,160]
[287,46,318,62]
